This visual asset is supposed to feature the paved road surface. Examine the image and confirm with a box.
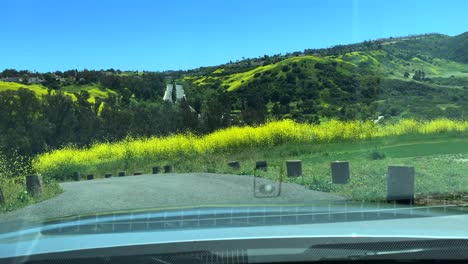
[0,173,344,231]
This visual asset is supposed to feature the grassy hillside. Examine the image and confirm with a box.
[0,81,50,96]
[0,81,115,103]
[339,50,468,79]
[187,52,468,91]
[186,56,334,92]
[61,83,117,103]
[183,32,468,121]
[379,32,468,64]
[186,32,468,86]
[2,32,466,122]
[186,56,347,92]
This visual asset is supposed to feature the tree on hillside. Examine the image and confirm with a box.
[159,101,178,135]
[171,82,177,103]
[42,93,77,148]
[412,70,426,81]
[74,91,101,146]
[0,89,46,156]
[0,69,19,77]
[177,98,199,132]
[100,75,121,91]
[76,70,100,84]
[200,90,231,133]
[100,94,131,140]
[63,69,77,78]
[240,88,267,125]
[129,101,167,136]
[43,73,60,90]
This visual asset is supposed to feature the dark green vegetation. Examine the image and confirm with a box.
[0,32,467,210]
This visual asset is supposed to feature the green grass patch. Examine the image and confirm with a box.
[62,83,116,103]
[0,81,114,103]
[223,56,331,91]
[0,81,49,96]
[212,68,225,74]
[0,179,62,213]
[340,51,381,69]
[170,137,468,202]
[0,81,77,100]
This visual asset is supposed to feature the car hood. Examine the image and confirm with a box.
[0,202,467,260]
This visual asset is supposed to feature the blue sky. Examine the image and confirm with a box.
[1,0,467,72]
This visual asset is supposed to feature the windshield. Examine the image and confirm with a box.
[0,0,467,262]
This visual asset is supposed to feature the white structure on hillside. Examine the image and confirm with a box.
[175,84,185,100]
[163,83,186,103]
[163,83,197,115]
[163,84,174,101]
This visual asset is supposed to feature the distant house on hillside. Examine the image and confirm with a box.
[1,77,23,83]
[27,77,44,84]
[1,77,44,84]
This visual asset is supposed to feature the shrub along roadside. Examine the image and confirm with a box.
[33,119,468,180]
[27,133,468,204]
[0,179,62,213]
[0,152,63,213]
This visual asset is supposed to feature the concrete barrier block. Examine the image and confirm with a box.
[26,174,43,196]
[164,165,172,173]
[256,161,267,172]
[73,172,81,181]
[286,160,302,177]
[227,161,240,170]
[152,166,160,174]
[331,161,350,184]
[0,188,4,206]
[387,165,415,203]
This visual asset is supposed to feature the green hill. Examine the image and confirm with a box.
[183,32,468,121]
[2,32,466,122]
[379,32,468,64]
[0,81,115,103]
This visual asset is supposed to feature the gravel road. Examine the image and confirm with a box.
[0,173,344,231]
